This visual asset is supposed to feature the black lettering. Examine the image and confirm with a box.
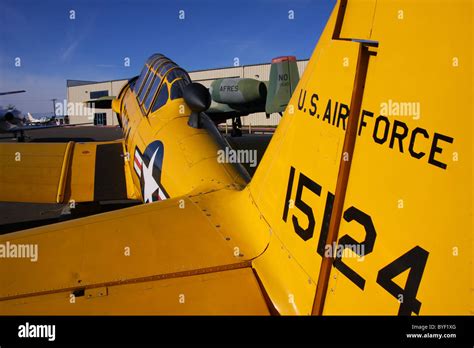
[389,120,409,153]
[408,127,429,159]
[317,191,334,256]
[332,101,339,125]
[297,89,306,110]
[337,103,349,130]
[292,173,322,241]
[309,94,319,116]
[322,100,332,124]
[358,110,373,136]
[373,115,390,144]
[333,206,377,290]
[282,166,296,222]
[377,246,429,315]
[428,133,454,170]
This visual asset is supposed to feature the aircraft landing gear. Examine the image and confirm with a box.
[17,130,26,142]
[13,130,26,142]
[231,117,242,137]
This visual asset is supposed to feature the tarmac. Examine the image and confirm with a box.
[0,126,272,234]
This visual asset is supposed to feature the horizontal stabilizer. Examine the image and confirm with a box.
[0,140,138,203]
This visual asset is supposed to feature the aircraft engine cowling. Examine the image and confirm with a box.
[4,112,15,122]
[210,78,267,104]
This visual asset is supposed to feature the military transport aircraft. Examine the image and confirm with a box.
[0,0,471,315]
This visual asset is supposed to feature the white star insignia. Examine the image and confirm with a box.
[142,148,160,203]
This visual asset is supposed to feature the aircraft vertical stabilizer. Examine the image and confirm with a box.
[265,56,300,114]
[250,0,472,315]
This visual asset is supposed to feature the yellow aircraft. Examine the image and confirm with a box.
[0,0,471,315]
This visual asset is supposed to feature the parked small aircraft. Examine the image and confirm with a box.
[0,91,87,141]
[26,113,56,126]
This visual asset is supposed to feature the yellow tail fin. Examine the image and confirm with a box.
[250,0,472,315]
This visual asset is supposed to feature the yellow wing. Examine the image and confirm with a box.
[0,140,139,203]
[0,190,271,314]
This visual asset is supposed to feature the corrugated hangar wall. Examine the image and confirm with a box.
[67,60,308,127]
[67,80,127,126]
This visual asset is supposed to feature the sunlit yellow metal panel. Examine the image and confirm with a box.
[191,187,271,261]
[323,0,472,315]
[155,117,248,196]
[0,143,70,203]
[0,268,270,315]
[250,4,363,315]
[0,195,254,303]
[0,140,136,204]
[63,142,97,203]
[64,140,137,202]
[252,232,317,315]
[338,0,377,40]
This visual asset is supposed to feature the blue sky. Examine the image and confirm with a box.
[0,0,336,115]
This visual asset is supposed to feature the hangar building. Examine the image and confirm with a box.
[66,59,309,127]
